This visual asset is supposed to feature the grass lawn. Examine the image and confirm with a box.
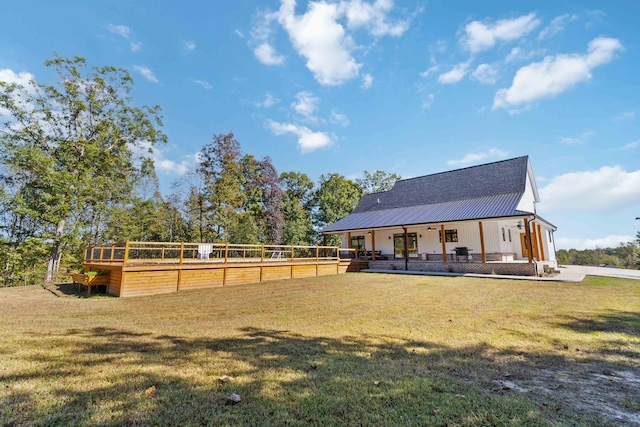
[1,274,639,426]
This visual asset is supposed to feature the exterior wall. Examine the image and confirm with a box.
[516,167,537,213]
[369,260,537,276]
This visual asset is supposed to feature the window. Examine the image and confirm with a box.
[393,233,418,258]
[350,235,365,250]
[502,227,506,241]
[438,229,458,243]
[508,229,512,242]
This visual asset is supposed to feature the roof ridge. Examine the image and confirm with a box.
[395,156,528,184]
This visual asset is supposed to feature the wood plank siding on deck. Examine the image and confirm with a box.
[83,242,366,297]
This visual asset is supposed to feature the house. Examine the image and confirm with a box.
[322,156,557,276]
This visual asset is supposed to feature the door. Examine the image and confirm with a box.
[520,233,529,258]
[393,233,418,258]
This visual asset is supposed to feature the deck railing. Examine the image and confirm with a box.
[85,241,359,266]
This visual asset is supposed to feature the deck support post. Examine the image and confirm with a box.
[441,225,447,262]
[223,243,229,285]
[371,230,376,261]
[123,241,130,267]
[99,246,104,262]
[479,221,486,263]
[524,218,533,263]
[177,242,184,291]
[260,245,265,282]
[110,244,115,261]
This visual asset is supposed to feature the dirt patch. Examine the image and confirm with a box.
[493,362,640,425]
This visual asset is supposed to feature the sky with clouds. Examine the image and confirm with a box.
[1,0,639,250]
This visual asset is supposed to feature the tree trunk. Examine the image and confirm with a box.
[45,219,65,284]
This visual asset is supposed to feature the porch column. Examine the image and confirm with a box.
[323,234,327,246]
[524,218,533,263]
[537,224,545,261]
[531,223,540,260]
[403,226,409,270]
[441,224,447,262]
[478,221,486,263]
[371,230,376,261]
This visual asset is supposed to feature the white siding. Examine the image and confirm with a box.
[516,172,536,213]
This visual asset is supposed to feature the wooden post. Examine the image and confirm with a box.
[323,234,327,246]
[531,222,540,260]
[371,230,376,261]
[315,246,319,277]
[99,245,104,262]
[403,227,409,270]
[110,243,115,261]
[524,218,533,263]
[441,225,447,262]
[123,241,130,267]
[177,242,185,292]
[90,245,95,262]
[537,224,545,261]
[223,243,229,286]
[478,221,486,263]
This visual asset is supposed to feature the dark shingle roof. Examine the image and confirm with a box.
[353,156,529,213]
[323,156,533,233]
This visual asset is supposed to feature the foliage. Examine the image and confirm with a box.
[280,171,315,245]
[356,169,401,194]
[311,173,362,245]
[0,54,166,284]
[556,241,639,269]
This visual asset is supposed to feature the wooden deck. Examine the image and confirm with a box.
[83,242,366,297]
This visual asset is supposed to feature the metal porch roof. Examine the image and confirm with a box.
[323,192,531,233]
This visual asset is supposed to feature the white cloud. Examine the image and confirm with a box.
[266,119,334,152]
[130,42,142,52]
[504,47,544,64]
[446,148,508,167]
[538,14,578,40]
[438,61,470,84]
[361,73,373,89]
[235,29,245,38]
[539,165,640,213]
[330,109,350,127]
[555,235,635,251]
[471,63,499,84]
[131,141,194,176]
[0,69,37,116]
[183,40,196,51]
[419,65,440,78]
[622,140,640,150]
[106,24,130,38]
[494,37,622,111]
[254,92,279,108]
[421,93,434,109]
[616,111,634,120]
[278,0,360,86]
[340,0,409,37]
[557,131,593,145]
[254,43,285,65]
[462,13,540,53]
[192,79,212,90]
[133,66,159,83]
[291,91,320,120]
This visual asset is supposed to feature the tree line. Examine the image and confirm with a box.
[556,241,639,269]
[0,55,400,286]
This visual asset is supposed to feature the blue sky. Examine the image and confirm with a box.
[1,0,639,250]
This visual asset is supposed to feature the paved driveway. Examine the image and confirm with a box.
[559,265,640,280]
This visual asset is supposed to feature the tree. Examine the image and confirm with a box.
[280,171,315,245]
[356,170,401,194]
[197,133,243,242]
[0,54,166,283]
[312,174,362,244]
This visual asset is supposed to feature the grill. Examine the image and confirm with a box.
[454,247,469,256]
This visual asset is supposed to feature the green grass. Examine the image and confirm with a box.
[1,274,639,426]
